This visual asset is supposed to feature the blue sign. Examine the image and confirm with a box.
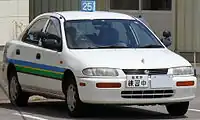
[81,0,96,12]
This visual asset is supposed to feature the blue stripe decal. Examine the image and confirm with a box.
[8,59,65,73]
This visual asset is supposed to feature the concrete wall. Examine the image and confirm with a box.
[0,0,29,45]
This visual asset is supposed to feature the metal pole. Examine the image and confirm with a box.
[139,0,142,16]
[194,52,197,76]
[106,0,110,11]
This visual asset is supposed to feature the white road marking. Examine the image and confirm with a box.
[189,109,200,112]
[13,113,48,120]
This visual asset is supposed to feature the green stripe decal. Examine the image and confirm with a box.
[16,65,64,80]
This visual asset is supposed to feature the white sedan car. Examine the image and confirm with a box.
[1,11,197,117]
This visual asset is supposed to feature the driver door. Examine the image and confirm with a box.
[35,17,65,97]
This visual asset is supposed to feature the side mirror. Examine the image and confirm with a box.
[161,30,172,47]
[41,39,61,51]
[162,38,172,47]
[41,33,61,51]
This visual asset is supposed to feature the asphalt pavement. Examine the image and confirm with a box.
[0,84,199,120]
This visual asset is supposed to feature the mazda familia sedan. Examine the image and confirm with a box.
[1,11,197,117]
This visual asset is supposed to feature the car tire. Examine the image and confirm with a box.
[62,75,87,117]
[8,70,29,107]
[166,102,189,116]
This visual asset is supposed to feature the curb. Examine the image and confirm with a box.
[29,96,47,102]
[0,100,10,104]
[0,96,48,104]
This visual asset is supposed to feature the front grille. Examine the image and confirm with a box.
[121,90,174,99]
[122,69,168,75]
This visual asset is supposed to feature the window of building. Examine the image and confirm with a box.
[142,0,171,10]
[110,0,139,10]
[110,0,172,11]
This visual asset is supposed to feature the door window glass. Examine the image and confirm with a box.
[22,18,48,45]
[45,18,61,38]
[44,17,62,51]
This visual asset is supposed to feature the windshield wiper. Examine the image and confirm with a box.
[97,45,130,48]
[138,44,163,48]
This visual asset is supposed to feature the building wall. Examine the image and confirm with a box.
[28,0,200,63]
[108,0,200,63]
[1,0,199,63]
[175,0,200,63]
[29,0,79,21]
[0,0,29,45]
[29,0,108,21]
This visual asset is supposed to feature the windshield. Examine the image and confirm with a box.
[64,19,164,49]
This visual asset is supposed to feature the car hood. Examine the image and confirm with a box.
[70,48,191,69]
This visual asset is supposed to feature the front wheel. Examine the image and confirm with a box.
[62,76,87,117]
[166,102,189,116]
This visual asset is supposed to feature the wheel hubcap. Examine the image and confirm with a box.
[10,76,19,101]
[67,84,77,112]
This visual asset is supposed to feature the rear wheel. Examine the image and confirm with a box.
[8,70,29,107]
[62,75,87,117]
[166,102,189,116]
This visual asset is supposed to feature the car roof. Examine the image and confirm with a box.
[54,11,135,21]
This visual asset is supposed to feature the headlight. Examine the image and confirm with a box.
[82,68,119,76]
[168,66,194,75]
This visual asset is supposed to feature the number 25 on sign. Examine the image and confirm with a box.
[81,0,96,12]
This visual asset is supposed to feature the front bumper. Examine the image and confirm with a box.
[77,75,197,105]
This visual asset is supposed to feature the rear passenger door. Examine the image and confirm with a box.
[16,18,49,89]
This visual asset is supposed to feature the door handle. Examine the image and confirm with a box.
[36,53,41,59]
[16,49,20,55]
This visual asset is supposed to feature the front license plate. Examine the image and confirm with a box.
[150,75,173,88]
[126,75,148,88]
